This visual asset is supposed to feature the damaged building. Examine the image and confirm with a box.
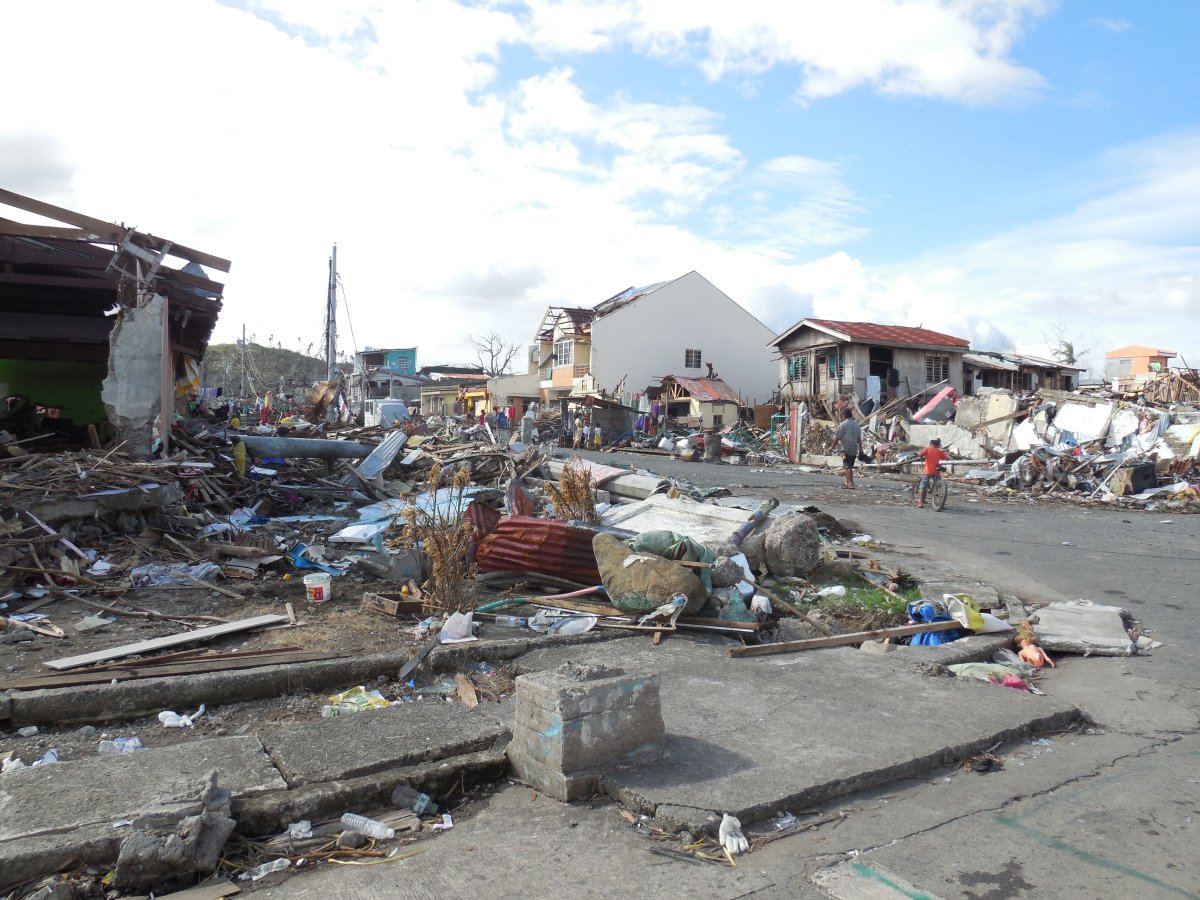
[0,189,229,457]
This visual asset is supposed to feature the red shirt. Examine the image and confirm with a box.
[921,446,949,475]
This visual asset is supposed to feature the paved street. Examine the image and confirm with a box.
[265,453,1199,899]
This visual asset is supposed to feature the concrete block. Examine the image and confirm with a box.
[508,666,665,802]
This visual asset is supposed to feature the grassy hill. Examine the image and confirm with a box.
[203,342,332,397]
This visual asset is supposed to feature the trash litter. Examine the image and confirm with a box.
[130,562,222,588]
[324,686,391,716]
[1025,737,1054,747]
[391,784,438,815]
[99,737,144,754]
[1015,621,1055,667]
[287,820,313,839]
[718,813,749,854]
[439,611,478,643]
[158,704,206,727]
[771,811,798,830]
[240,858,292,881]
[493,615,528,628]
[431,813,454,831]
[340,812,395,840]
[303,572,332,603]
[32,749,59,766]
[814,585,847,599]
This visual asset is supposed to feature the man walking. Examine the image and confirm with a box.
[829,408,862,490]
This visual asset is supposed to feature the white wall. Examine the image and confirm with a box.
[589,271,779,404]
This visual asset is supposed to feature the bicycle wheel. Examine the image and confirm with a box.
[931,477,948,511]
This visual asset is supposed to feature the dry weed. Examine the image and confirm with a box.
[545,456,599,523]
[389,463,478,613]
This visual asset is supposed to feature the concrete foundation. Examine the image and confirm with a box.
[508,665,665,802]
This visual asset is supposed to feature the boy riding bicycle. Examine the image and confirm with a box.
[915,438,949,508]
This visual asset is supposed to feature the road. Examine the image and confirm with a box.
[263,451,1199,899]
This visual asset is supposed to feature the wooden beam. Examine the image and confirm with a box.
[0,222,123,241]
[44,614,290,671]
[0,187,231,273]
[729,619,961,658]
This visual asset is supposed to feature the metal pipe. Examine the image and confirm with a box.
[240,435,373,459]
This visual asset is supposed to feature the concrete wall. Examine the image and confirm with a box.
[101,294,166,456]
[590,272,778,405]
[489,370,541,409]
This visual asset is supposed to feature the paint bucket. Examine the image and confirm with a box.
[303,573,332,603]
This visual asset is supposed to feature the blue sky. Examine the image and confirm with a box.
[2,1,1198,376]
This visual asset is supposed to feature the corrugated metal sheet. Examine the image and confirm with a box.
[663,376,741,403]
[806,318,970,349]
[475,517,601,584]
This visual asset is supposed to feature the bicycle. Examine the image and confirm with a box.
[910,465,948,511]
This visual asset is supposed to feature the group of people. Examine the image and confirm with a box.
[828,407,948,506]
[572,415,603,450]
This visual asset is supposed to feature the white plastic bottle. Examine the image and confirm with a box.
[493,615,527,628]
[340,812,395,840]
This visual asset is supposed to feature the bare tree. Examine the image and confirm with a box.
[469,332,521,377]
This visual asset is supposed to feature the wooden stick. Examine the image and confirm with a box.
[730,620,960,658]
[181,572,246,601]
[751,581,833,637]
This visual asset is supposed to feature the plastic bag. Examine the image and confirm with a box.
[439,611,477,643]
[945,594,985,632]
[159,704,205,727]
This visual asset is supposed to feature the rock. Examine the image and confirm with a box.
[776,618,823,642]
[710,556,745,589]
[76,725,97,738]
[764,511,821,576]
[112,770,235,892]
[337,830,369,849]
[741,530,768,575]
[592,533,706,615]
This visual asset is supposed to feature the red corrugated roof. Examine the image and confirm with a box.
[662,376,741,403]
[802,319,969,349]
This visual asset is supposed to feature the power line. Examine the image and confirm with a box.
[336,274,359,360]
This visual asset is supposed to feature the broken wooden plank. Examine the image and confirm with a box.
[44,614,290,671]
[729,620,960,658]
[361,591,428,618]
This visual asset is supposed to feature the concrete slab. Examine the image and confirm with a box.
[0,736,284,892]
[259,703,506,786]
[516,636,1081,831]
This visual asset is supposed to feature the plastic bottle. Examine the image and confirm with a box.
[241,857,291,880]
[493,615,527,628]
[390,784,438,815]
[340,812,395,840]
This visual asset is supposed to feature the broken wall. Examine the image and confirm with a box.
[101,295,166,457]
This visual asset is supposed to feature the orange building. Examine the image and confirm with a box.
[1105,345,1176,380]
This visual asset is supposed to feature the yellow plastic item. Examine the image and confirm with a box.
[230,416,241,429]
[232,441,247,477]
[327,686,391,712]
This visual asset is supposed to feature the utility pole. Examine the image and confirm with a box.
[325,244,338,382]
[239,323,247,397]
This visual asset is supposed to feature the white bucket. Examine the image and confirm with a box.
[303,572,332,603]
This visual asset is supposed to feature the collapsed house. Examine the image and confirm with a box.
[0,189,229,458]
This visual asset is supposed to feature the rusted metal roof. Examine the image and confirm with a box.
[660,376,741,403]
[773,318,969,350]
[475,517,602,584]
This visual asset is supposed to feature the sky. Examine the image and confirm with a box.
[3,0,1199,378]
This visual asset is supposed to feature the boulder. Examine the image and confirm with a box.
[764,511,820,576]
[710,556,745,589]
[593,533,706,615]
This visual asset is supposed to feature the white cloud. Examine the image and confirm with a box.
[6,0,1193,384]
[528,0,1053,105]
[1088,17,1132,33]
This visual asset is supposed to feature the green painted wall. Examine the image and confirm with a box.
[0,359,109,424]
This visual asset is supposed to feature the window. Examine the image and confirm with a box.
[395,357,411,373]
[925,354,950,383]
[554,339,574,367]
[786,354,809,381]
[684,349,702,369]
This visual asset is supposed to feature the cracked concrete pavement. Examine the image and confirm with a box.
[262,456,1198,898]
